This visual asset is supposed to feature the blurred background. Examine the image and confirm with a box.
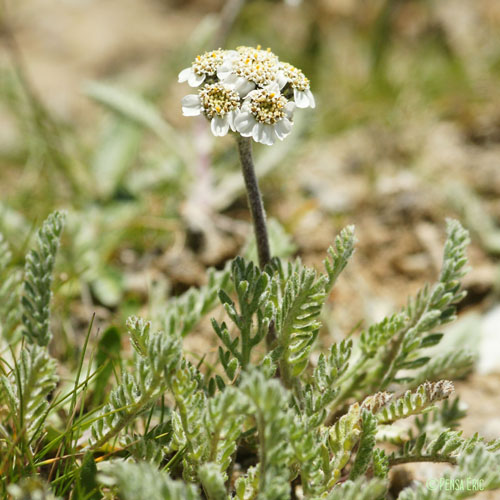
[1,0,500,487]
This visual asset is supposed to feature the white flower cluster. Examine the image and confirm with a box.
[179,46,315,146]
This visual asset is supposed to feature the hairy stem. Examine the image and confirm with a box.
[236,135,271,270]
[388,454,457,466]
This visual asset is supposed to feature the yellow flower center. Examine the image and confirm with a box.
[248,89,287,125]
[192,49,226,76]
[230,46,280,87]
[280,62,310,91]
[199,83,240,119]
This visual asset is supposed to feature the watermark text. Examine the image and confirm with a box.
[426,478,485,492]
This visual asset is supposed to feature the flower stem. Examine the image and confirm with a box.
[388,454,457,466]
[236,135,271,269]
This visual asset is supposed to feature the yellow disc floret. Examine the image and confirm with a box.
[248,88,287,125]
[199,83,240,119]
[192,49,226,77]
[231,46,280,87]
[280,62,310,91]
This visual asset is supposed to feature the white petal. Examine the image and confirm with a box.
[275,118,292,140]
[210,116,230,137]
[181,95,202,116]
[234,78,255,97]
[261,124,276,145]
[294,89,311,108]
[178,67,192,83]
[252,123,263,143]
[244,89,259,101]
[224,50,238,60]
[252,123,275,146]
[188,72,206,87]
[285,101,296,118]
[222,72,238,84]
[305,89,316,108]
[227,111,236,132]
[266,82,281,94]
[235,112,256,136]
[277,71,288,89]
[217,64,234,81]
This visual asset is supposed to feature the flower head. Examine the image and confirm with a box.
[280,62,315,108]
[179,46,314,145]
[178,49,228,87]
[217,45,283,96]
[234,84,295,146]
[181,83,240,136]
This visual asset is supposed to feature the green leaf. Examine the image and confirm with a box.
[410,349,475,388]
[84,80,191,164]
[77,452,100,500]
[198,463,229,500]
[419,333,444,348]
[90,265,124,307]
[377,380,455,424]
[350,410,377,480]
[324,477,387,500]
[4,344,59,440]
[92,326,121,406]
[0,231,22,343]
[399,357,431,370]
[98,461,200,500]
[22,211,65,346]
[324,225,356,293]
[91,119,142,199]
[275,267,327,381]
